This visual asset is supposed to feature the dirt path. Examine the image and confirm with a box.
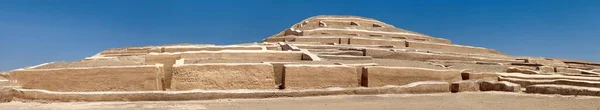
[2,92,600,110]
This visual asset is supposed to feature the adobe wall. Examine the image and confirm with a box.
[289,37,342,44]
[406,41,503,55]
[171,63,277,90]
[363,66,461,87]
[145,53,182,90]
[283,65,359,89]
[11,81,450,102]
[301,29,450,44]
[349,37,406,47]
[180,51,304,60]
[163,46,265,53]
[298,17,396,29]
[364,48,516,63]
[9,65,164,92]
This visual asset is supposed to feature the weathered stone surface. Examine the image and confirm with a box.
[479,81,521,92]
[171,63,276,90]
[451,81,480,93]
[10,65,164,92]
[283,65,359,89]
[0,88,13,103]
[363,66,461,87]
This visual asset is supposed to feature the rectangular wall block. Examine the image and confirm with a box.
[10,65,164,92]
[284,65,359,89]
[363,66,461,87]
[171,63,277,90]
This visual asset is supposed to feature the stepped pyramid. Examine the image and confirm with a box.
[2,15,600,102]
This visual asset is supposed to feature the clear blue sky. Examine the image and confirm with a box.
[1,0,599,71]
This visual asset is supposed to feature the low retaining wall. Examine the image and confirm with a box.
[180,51,304,60]
[283,65,359,89]
[462,72,498,81]
[479,81,521,92]
[525,84,600,96]
[406,41,503,55]
[362,66,461,87]
[349,38,406,47]
[171,63,277,90]
[364,48,515,63]
[9,82,450,102]
[499,77,600,88]
[293,37,342,44]
[9,65,164,92]
[163,46,265,53]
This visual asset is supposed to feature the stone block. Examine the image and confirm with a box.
[451,81,480,93]
[171,63,276,90]
[479,81,521,92]
[363,66,461,87]
[10,65,164,92]
[283,65,359,89]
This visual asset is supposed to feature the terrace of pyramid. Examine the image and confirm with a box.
[2,15,600,102]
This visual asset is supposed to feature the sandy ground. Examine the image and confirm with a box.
[1,92,600,110]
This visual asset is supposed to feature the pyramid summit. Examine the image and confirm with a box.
[2,15,600,102]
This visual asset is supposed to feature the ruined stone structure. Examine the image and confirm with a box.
[2,15,600,102]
